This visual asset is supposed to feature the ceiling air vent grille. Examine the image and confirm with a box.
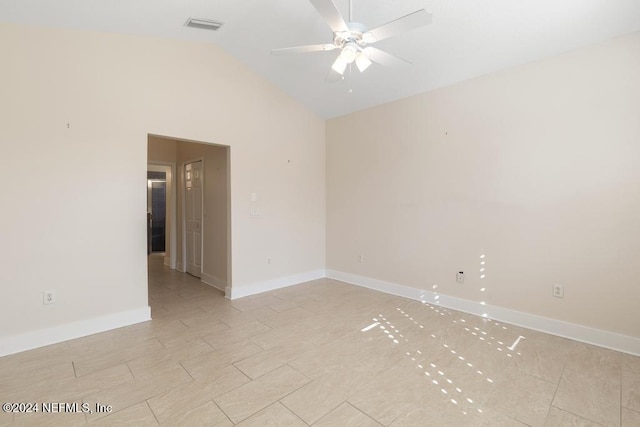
[185,18,224,31]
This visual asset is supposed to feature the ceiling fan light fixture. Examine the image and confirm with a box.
[331,56,347,75]
[355,52,372,72]
[339,43,359,64]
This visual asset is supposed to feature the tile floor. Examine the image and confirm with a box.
[1,255,639,426]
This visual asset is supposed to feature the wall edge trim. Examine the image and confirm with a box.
[201,273,226,293]
[227,269,327,300]
[326,269,640,356]
[0,306,151,357]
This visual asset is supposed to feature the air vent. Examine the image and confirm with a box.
[185,18,224,31]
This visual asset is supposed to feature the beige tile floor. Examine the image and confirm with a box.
[1,255,639,426]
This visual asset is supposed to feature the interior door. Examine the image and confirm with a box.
[185,161,202,277]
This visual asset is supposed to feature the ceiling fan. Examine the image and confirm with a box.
[272,0,432,80]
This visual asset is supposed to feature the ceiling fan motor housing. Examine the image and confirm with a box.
[333,21,368,49]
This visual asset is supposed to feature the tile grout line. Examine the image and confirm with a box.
[559,407,607,426]
[211,400,235,426]
[179,361,195,381]
[125,362,136,379]
[546,343,572,420]
[223,366,313,424]
[277,399,311,426]
[145,400,161,426]
[347,401,385,426]
[620,365,623,427]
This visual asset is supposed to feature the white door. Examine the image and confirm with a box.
[185,161,202,278]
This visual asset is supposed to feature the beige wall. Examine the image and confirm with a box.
[327,32,640,338]
[148,137,178,163]
[0,23,325,345]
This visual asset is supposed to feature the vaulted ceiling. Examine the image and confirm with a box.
[1,0,639,118]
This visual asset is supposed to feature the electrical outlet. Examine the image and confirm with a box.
[267,257,271,265]
[43,290,56,305]
[357,255,364,263]
[553,284,564,298]
[456,272,464,284]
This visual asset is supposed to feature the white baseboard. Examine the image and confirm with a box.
[201,272,226,293]
[0,306,151,357]
[326,270,640,356]
[227,269,326,300]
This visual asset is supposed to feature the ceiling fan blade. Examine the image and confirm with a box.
[364,9,432,43]
[310,0,349,33]
[272,44,336,55]
[364,47,411,67]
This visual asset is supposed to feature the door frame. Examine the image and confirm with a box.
[181,157,205,276]
[147,162,177,270]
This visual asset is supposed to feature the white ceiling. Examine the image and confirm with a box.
[1,0,639,118]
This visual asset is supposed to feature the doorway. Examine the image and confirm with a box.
[147,162,177,270]
[147,171,167,253]
[147,134,231,295]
